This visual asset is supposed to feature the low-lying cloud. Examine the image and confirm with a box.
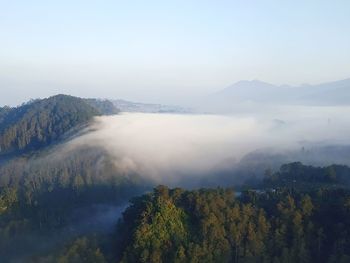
[65,106,350,184]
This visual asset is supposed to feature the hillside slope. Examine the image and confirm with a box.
[0,94,117,156]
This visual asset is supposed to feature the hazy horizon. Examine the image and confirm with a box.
[1,1,350,106]
[1,77,350,108]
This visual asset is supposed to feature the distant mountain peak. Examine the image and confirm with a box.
[231,79,272,86]
[207,77,350,110]
[224,80,277,91]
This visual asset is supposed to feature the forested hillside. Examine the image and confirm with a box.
[116,184,350,263]
[0,94,128,262]
[0,144,149,262]
[0,95,118,156]
[263,162,350,190]
[85,98,119,115]
[2,161,350,262]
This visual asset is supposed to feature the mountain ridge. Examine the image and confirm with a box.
[211,77,350,106]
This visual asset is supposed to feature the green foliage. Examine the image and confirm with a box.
[116,185,350,263]
[57,237,107,263]
[85,99,119,115]
[120,186,188,263]
[0,93,142,262]
[263,162,350,190]
[0,146,149,262]
[0,94,112,155]
[0,187,18,214]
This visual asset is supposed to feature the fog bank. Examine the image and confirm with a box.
[65,107,350,184]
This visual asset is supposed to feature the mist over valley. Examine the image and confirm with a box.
[1,1,350,261]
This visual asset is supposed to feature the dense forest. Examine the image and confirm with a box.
[116,172,350,263]
[0,95,118,156]
[1,159,350,263]
[262,162,350,190]
[0,144,150,261]
[0,95,133,262]
[1,163,346,263]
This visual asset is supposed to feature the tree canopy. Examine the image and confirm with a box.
[0,94,118,156]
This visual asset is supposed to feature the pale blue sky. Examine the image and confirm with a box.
[0,0,349,105]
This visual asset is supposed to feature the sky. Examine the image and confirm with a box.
[0,0,349,106]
